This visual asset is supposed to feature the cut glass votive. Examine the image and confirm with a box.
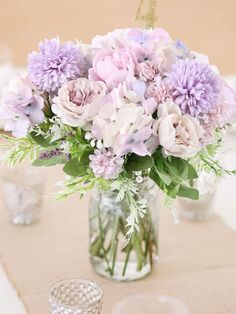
[49,279,103,314]
[178,171,218,221]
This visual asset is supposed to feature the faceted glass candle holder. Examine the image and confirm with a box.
[2,167,44,225]
[49,279,103,314]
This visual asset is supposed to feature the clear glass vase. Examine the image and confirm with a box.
[89,180,160,282]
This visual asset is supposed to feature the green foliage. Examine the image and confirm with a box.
[42,94,54,118]
[32,155,68,167]
[29,131,51,148]
[125,154,154,172]
[56,172,97,199]
[150,151,199,200]
[190,133,236,177]
[2,122,235,212]
[65,128,93,158]
[164,157,198,181]
[177,185,199,200]
[61,128,93,177]
[198,153,236,176]
[63,154,90,177]
[0,134,40,165]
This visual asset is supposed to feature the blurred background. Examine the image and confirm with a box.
[0,0,236,73]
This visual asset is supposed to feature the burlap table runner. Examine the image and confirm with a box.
[0,164,236,314]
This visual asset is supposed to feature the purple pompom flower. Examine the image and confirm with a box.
[28,38,84,92]
[167,59,221,118]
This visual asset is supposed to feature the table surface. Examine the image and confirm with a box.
[0,127,236,314]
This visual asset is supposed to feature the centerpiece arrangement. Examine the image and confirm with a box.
[1,14,236,281]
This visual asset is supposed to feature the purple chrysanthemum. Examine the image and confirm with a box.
[28,38,84,92]
[167,59,221,118]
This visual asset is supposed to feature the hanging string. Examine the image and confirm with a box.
[135,0,158,29]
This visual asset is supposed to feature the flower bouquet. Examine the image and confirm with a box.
[1,27,236,281]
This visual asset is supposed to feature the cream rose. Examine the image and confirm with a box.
[153,101,204,157]
[52,78,107,127]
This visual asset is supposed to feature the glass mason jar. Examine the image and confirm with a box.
[89,180,160,282]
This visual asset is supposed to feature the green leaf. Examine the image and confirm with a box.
[187,163,198,180]
[149,169,165,191]
[171,158,189,180]
[29,132,51,148]
[125,154,154,172]
[32,155,67,167]
[63,156,89,177]
[150,169,180,199]
[177,185,199,200]
[164,157,198,181]
[75,128,87,144]
[151,151,199,200]
[167,183,180,198]
[154,166,172,186]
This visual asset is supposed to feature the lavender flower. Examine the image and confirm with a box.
[167,59,221,118]
[89,149,124,180]
[28,38,84,92]
[39,148,69,160]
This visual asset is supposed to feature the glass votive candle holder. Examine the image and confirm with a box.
[178,171,218,221]
[49,279,103,314]
[2,166,44,225]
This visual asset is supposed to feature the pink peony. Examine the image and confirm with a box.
[89,48,137,90]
